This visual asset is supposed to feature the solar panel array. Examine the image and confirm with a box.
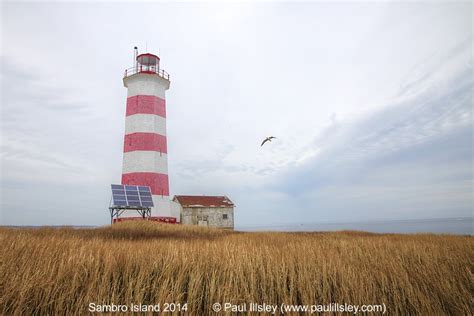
[111,184,154,208]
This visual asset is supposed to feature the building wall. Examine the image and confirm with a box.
[170,201,182,223]
[181,207,234,229]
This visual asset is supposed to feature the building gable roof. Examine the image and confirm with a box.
[173,195,234,208]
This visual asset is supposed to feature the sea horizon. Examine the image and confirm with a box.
[3,216,472,235]
[238,217,473,235]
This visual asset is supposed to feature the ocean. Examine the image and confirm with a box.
[237,217,473,235]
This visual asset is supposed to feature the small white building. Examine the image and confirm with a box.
[172,195,234,229]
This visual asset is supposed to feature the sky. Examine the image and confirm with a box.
[1,1,472,228]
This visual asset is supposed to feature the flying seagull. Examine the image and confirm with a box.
[261,136,276,147]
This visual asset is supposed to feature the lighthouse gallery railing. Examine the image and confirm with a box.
[124,66,170,80]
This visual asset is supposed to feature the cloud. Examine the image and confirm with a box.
[1,58,115,183]
[1,2,472,227]
[0,57,120,225]
[168,35,473,227]
[257,38,473,223]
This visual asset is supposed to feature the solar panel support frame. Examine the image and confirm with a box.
[108,206,152,224]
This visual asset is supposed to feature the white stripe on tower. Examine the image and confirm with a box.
[126,75,166,99]
[122,152,169,174]
[121,66,171,219]
[125,114,167,136]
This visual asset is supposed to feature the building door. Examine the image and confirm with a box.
[197,215,208,227]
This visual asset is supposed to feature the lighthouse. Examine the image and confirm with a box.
[121,49,174,220]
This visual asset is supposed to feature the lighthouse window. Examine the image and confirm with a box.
[223,214,228,219]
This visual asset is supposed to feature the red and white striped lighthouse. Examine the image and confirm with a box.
[121,50,173,219]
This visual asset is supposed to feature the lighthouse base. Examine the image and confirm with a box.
[117,197,180,223]
[113,216,177,224]
[152,196,172,217]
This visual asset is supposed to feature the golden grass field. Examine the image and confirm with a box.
[0,222,472,315]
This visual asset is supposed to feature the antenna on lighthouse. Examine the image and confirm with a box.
[133,46,138,71]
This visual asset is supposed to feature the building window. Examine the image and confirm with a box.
[223,214,228,219]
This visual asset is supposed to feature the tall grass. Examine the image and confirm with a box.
[0,222,472,315]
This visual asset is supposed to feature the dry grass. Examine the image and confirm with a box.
[0,222,472,315]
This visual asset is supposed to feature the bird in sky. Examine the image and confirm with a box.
[261,136,276,147]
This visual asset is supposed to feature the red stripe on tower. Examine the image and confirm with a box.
[122,172,170,196]
[126,95,166,117]
[123,132,167,153]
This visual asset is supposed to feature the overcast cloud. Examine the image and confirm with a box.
[1,1,472,227]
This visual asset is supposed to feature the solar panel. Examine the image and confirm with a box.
[110,184,154,208]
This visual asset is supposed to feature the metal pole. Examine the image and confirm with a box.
[134,46,138,72]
